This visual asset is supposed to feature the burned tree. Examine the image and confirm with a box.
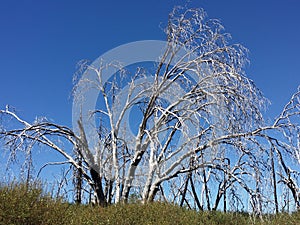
[0,7,299,213]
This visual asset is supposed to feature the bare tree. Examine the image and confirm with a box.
[0,7,299,213]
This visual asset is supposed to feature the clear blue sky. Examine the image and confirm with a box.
[0,0,299,127]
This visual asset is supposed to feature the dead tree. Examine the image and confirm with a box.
[0,7,299,212]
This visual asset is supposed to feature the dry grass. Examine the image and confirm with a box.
[0,182,299,225]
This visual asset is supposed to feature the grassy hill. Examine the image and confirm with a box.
[0,182,299,225]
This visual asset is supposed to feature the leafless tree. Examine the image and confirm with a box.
[0,7,299,213]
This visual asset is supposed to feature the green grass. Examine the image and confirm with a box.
[0,182,299,225]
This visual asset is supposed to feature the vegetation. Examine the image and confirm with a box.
[0,182,299,225]
[0,5,299,218]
